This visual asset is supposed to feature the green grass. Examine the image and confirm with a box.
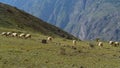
[0,28,120,68]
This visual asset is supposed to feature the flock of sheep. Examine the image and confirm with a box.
[1,32,31,39]
[1,31,119,47]
[73,40,119,47]
[98,41,119,47]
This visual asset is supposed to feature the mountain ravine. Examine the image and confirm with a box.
[0,0,120,41]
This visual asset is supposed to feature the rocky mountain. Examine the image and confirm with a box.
[0,3,76,39]
[0,0,120,41]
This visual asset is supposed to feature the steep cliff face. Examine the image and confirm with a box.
[0,0,120,41]
[64,0,120,41]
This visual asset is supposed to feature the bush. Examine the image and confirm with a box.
[95,38,100,42]
[88,43,95,48]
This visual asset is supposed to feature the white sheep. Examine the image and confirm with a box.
[6,32,12,36]
[114,42,119,46]
[19,33,26,38]
[25,34,31,39]
[1,32,7,36]
[73,40,77,45]
[109,41,114,45]
[11,33,18,37]
[47,36,53,42]
[98,42,103,47]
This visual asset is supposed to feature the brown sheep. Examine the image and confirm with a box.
[41,39,47,44]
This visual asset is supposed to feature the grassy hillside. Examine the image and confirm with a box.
[0,3,76,39]
[0,32,120,68]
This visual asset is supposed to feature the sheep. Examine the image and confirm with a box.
[73,40,77,45]
[25,34,31,39]
[114,42,119,47]
[98,42,103,47]
[11,33,18,37]
[109,41,114,45]
[19,33,26,38]
[47,36,53,42]
[1,32,7,36]
[6,32,12,36]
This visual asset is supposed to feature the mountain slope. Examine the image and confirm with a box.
[0,0,120,41]
[0,3,76,39]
